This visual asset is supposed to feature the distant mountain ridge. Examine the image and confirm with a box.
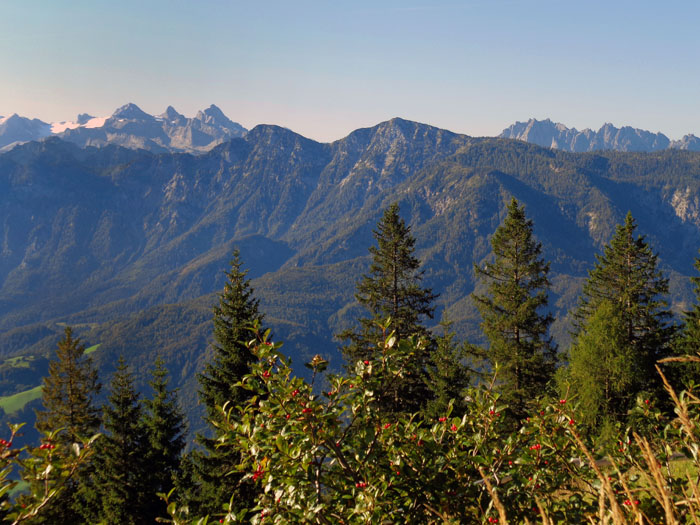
[500,118,700,152]
[4,106,700,155]
[0,103,247,154]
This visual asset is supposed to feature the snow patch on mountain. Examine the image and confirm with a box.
[0,104,247,153]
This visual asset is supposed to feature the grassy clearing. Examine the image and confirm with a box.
[84,343,101,355]
[2,356,33,368]
[0,386,42,414]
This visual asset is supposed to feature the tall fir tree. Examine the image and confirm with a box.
[339,203,438,415]
[80,357,151,525]
[141,357,186,523]
[188,249,264,518]
[473,198,557,419]
[35,326,101,444]
[570,212,674,400]
[31,326,100,524]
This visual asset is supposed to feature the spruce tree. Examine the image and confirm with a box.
[473,198,557,419]
[423,319,482,418]
[35,326,101,444]
[84,357,151,525]
[141,357,186,522]
[189,249,263,517]
[571,212,674,399]
[339,203,437,414]
[32,326,100,524]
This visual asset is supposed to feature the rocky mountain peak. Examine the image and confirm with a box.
[161,106,185,122]
[76,113,94,125]
[501,118,679,153]
[0,104,248,153]
[202,104,226,120]
[111,103,152,121]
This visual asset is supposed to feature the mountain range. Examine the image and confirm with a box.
[0,103,247,154]
[500,118,700,152]
[2,115,700,437]
[4,104,700,156]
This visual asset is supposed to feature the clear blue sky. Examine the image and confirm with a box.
[1,0,698,142]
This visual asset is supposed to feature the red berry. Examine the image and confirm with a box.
[450,424,458,431]
[363,360,370,365]
[439,417,446,422]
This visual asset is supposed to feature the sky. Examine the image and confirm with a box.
[1,0,699,143]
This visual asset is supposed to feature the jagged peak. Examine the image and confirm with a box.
[76,113,94,125]
[161,106,185,121]
[111,103,152,120]
[202,104,226,119]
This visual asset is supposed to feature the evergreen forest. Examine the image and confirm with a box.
[3,201,700,524]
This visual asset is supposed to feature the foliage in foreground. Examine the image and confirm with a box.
[162,324,700,524]
[0,424,96,524]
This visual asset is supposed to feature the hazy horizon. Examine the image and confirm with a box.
[2,0,698,142]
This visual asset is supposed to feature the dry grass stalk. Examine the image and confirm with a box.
[606,454,646,524]
[681,473,700,524]
[570,430,627,523]
[656,364,697,445]
[633,433,677,524]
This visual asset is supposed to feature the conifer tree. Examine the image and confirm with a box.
[84,357,151,525]
[339,203,437,414]
[571,212,674,399]
[188,249,263,517]
[565,300,636,429]
[672,251,700,387]
[423,319,482,418]
[473,198,557,419]
[31,326,100,524]
[141,357,186,522]
[35,326,101,444]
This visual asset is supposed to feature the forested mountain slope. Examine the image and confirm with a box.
[2,117,700,428]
